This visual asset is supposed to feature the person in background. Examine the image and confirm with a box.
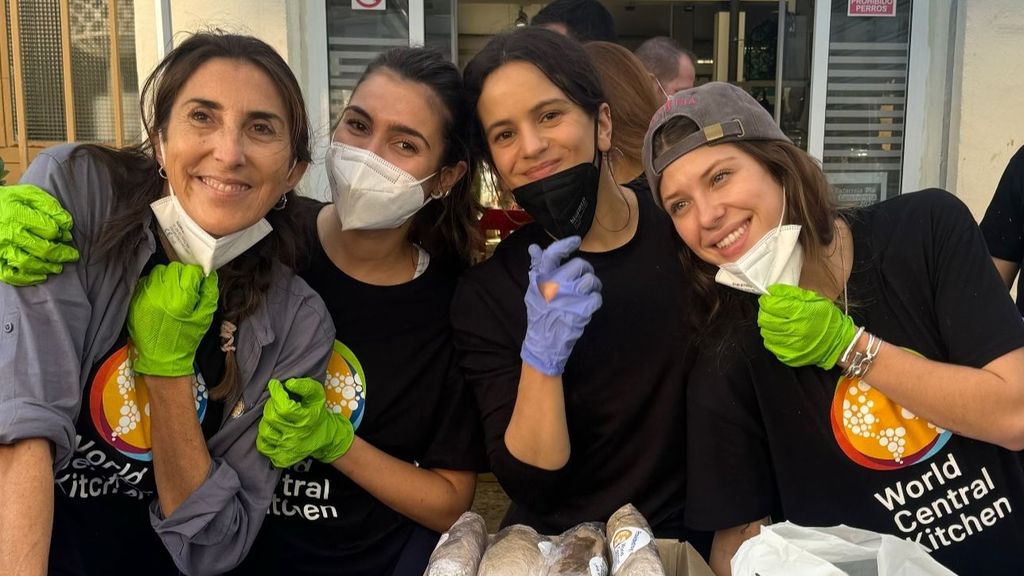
[635,36,697,97]
[645,82,1024,576]
[234,47,486,576]
[980,145,1024,316]
[583,41,662,185]
[0,32,333,575]
[532,0,616,43]
[453,27,711,557]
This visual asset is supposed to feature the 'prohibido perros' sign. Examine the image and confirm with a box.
[848,0,897,17]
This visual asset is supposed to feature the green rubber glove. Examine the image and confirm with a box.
[128,262,219,376]
[757,283,857,370]
[0,184,80,286]
[257,378,355,468]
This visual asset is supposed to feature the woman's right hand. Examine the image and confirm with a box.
[0,184,79,286]
[128,262,218,377]
[257,378,355,468]
[520,236,603,376]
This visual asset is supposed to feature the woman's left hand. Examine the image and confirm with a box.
[757,284,857,370]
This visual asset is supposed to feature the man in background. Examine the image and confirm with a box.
[635,36,696,97]
[532,0,616,43]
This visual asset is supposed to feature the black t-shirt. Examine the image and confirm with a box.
[451,180,703,541]
[50,239,227,576]
[981,145,1024,315]
[687,190,1024,575]
[236,199,485,576]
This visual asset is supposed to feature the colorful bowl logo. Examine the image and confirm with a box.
[324,340,366,430]
[89,345,208,461]
[831,370,950,470]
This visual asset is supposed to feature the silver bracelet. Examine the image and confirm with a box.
[840,326,866,365]
[845,332,884,379]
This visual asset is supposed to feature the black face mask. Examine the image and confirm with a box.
[511,128,602,239]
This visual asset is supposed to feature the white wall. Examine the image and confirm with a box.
[947,0,1024,220]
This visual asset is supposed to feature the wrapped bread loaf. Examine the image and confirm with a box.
[478,524,552,576]
[423,511,488,576]
[606,504,666,576]
[546,522,609,576]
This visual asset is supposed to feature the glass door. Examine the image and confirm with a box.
[713,0,815,150]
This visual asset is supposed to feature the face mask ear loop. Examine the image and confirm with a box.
[158,133,176,198]
[759,185,788,293]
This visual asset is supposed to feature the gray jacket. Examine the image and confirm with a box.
[0,144,334,575]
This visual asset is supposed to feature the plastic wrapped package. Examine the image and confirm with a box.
[478,524,553,576]
[423,511,489,576]
[546,522,609,576]
[606,504,666,576]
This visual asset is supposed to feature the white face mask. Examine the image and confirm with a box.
[326,142,437,231]
[151,141,274,275]
[714,188,804,295]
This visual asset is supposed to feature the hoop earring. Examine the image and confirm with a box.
[273,194,288,211]
[430,188,449,200]
[593,152,631,234]
[158,165,167,180]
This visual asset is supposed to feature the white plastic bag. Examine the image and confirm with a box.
[731,522,956,576]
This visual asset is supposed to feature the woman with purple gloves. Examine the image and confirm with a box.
[451,26,711,555]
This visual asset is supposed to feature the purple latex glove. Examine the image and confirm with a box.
[521,236,603,376]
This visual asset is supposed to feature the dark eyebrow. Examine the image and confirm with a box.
[483,97,571,136]
[185,97,286,125]
[702,156,737,180]
[343,105,431,150]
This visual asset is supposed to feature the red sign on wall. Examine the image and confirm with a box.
[848,0,896,17]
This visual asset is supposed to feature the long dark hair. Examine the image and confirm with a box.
[79,31,312,401]
[349,48,481,268]
[463,27,605,176]
[652,116,839,331]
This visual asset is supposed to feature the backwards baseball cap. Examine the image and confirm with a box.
[642,82,790,204]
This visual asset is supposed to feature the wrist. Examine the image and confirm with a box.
[837,326,867,370]
[837,329,884,379]
[520,345,564,376]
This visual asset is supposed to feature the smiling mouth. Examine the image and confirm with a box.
[524,160,561,180]
[716,220,750,249]
[200,176,251,193]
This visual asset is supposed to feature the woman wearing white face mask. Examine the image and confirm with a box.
[0,33,333,576]
[645,82,1024,576]
[231,48,486,576]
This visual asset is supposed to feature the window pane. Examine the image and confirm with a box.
[117,0,140,143]
[70,0,114,142]
[424,0,452,61]
[326,0,410,121]
[822,0,912,205]
[5,0,17,137]
[17,0,66,141]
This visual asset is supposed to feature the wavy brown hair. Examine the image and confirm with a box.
[583,41,661,181]
[79,31,312,401]
[652,116,839,331]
